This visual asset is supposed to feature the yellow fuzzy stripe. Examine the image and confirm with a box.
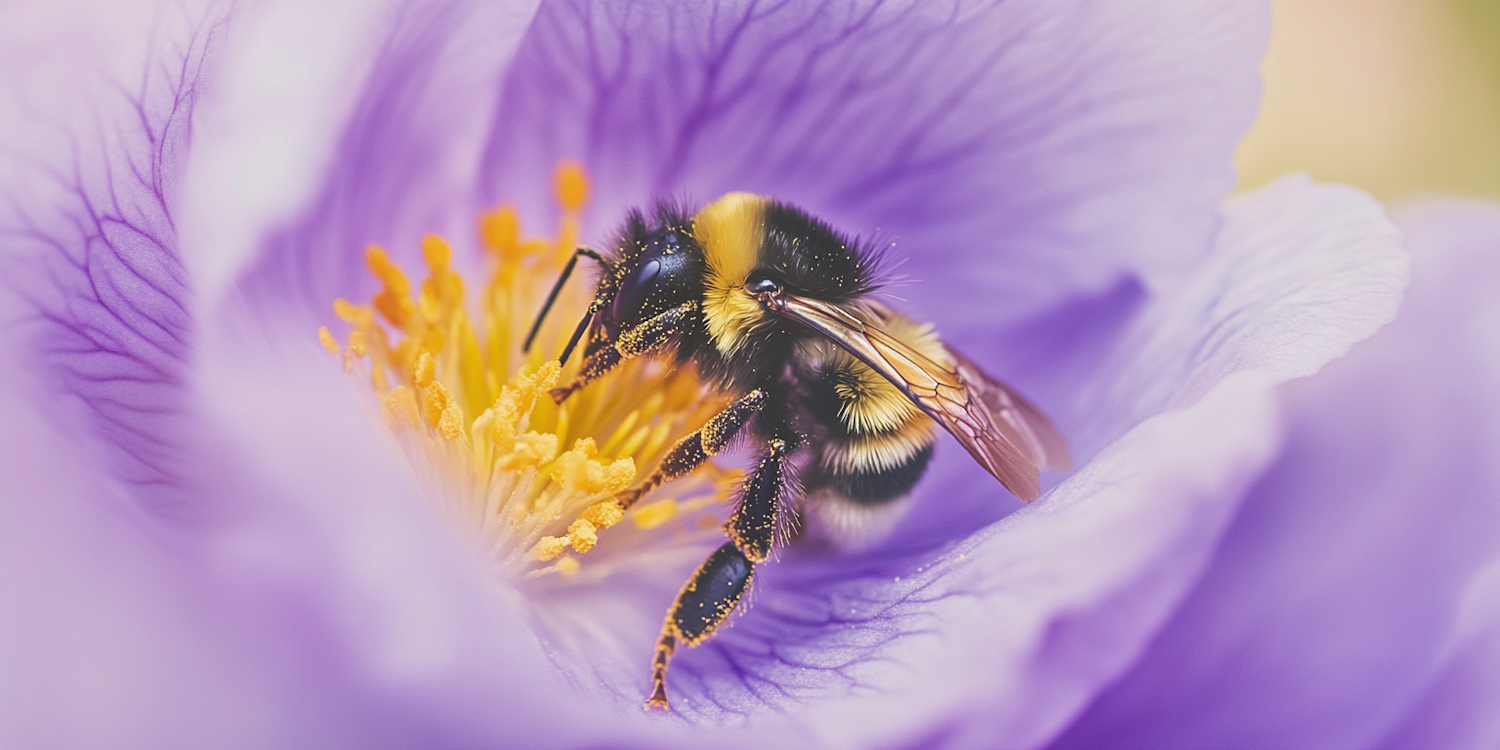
[821,415,936,474]
[826,309,947,435]
[694,193,768,354]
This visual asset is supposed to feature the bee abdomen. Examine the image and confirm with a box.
[816,440,934,505]
[804,359,937,506]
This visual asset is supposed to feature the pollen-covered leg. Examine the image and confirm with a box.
[550,301,699,402]
[726,438,792,563]
[644,437,792,710]
[616,388,767,509]
[645,542,755,711]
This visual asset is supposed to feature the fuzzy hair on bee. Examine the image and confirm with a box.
[523,192,1070,712]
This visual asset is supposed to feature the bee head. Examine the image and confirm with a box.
[576,205,705,358]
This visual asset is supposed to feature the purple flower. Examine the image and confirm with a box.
[6,0,1487,748]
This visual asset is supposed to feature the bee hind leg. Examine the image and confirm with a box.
[646,542,754,710]
[646,437,792,711]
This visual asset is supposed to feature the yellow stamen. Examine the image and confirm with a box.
[633,499,677,530]
[381,386,420,429]
[479,205,521,257]
[555,161,589,213]
[437,402,465,442]
[412,350,435,387]
[367,246,415,330]
[318,326,341,355]
[553,161,589,261]
[423,381,454,430]
[322,162,734,577]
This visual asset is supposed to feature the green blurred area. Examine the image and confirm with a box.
[1236,0,1500,202]
[1452,0,1500,79]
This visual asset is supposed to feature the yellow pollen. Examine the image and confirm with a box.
[437,403,465,442]
[566,518,599,553]
[412,350,435,387]
[581,500,625,529]
[322,162,735,577]
[423,381,455,429]
[532,536,567,561]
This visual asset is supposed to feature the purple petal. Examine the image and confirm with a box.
[483,0,1267,329]
[1373,203,1500,750]
[1068,174,1409,456]
[230,1,541,317]
[1044,200,1499,750]
[178,2,413,305]
[1,1,225,516]
[1378,564,1500,750]
[1,2,1425,748]
[0,364,291,750]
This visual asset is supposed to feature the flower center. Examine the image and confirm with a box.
[320,163,738,577]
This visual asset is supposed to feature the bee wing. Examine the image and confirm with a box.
[944,346,1072,473]
[860,300,1072,475]
[772,296,1068,501]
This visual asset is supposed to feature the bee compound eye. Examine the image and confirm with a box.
[613,258,662,323]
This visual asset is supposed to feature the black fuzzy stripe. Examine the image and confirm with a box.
[808,441,934,506]
[759,201,875,301]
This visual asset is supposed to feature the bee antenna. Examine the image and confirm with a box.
[523,247,607,354]
[558,305,597,365]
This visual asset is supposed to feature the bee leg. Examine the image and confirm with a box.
[616,388,767,509]
[646,438,791,711]
[646,542,753,711]
[550,301,699,403]
[724,437,790,563]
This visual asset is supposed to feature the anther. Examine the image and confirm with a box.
[318,326,341,355]
[555,161,590,213]
[479,205,521,257]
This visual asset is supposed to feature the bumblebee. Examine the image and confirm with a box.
[525,193,1069,711]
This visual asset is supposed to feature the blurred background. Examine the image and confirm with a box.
[1237,0,1500,202]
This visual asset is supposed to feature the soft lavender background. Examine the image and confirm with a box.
[2,1,1490,749]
